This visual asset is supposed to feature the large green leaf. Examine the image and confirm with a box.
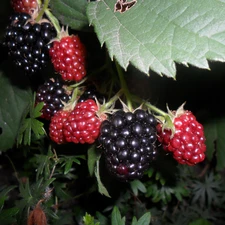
[49,0,90,31]
[87,0,225,78]
[204,117,225,171]
[0,62,32,151]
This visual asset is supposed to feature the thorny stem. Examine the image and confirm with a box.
[115,61,133,111]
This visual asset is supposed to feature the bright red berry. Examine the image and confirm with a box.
[63,99,102,144]
[49,110,70,144]
[11,0,38,15]
[157,110,206,166]
[49,34,87,82]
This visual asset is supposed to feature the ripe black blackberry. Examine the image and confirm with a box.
[78,86,105,104]
[36,78,72,120]
[3,13,56,75]
[99,109,157,181]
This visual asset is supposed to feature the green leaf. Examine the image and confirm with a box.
[49,0,90,31]
[87,0,225,78]
[0,207,19,224]
[204,117,225,170]
[94,155,111,198]
[83,212,100,225]
[0,63,32,151]
[136,212,151,225]
[188,218,212,225]
[87,145,101,176]
[111,206,126,225]
[130,180,147,196]
[17,95,45,146]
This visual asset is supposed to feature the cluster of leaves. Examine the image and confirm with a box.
[1,0,225,225]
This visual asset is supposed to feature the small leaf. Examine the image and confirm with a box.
[111,206,126,225]
[130,180,147,196]
[87,145,101,176]
[83,212,100,225]
[94,156,111,198]
[136,212,151,225]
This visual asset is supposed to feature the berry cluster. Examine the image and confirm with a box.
[4,0,87,82]
[98,109,157,181]
[157,110,206,165]
[3,13,56,74]
[35,78,72,120]
[49,99,103,145]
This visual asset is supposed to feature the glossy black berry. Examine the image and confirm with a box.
[35,78,71,120]
[99,109,157,181]
[3,13,56,75]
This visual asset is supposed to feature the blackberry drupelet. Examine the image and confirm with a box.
[3,13,56,75]
[78,86,105,104]
[36,78,71,120]
[99,109,158,181]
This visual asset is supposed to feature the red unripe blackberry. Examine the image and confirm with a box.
[35,78,72,120]
[63,99,102,144]
[3,13,56,75]
[49,34,87,82]
[99,109,157,181]
[49,109,70,144]
[157,110,206,165]
[11,0,38,15]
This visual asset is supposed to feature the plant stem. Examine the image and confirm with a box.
[144,102,168,117]
[115,61,133,110]
[36,0,49,22]
[45,8,61,34]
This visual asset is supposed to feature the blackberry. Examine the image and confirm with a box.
[99,109,157,181]
[36,78,72,120]
[3,13,56,75]
[78,86,105,104]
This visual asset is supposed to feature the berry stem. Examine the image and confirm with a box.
[44,8,61,34]
[36,0,50,22]
[115,61,133,111]
[144,102,168,117]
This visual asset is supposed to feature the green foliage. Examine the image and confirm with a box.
[17,95,45,146]
[0,62,32,151]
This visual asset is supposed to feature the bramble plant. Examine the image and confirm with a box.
[1,0,225,225]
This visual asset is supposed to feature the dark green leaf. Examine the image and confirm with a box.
[50,0,90,31]
[204,117,225,170]
[87,0,225,78]
[0,207,19,224]
[87,145,101,176]
[188,218,212,225]
[0,62,32,151]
